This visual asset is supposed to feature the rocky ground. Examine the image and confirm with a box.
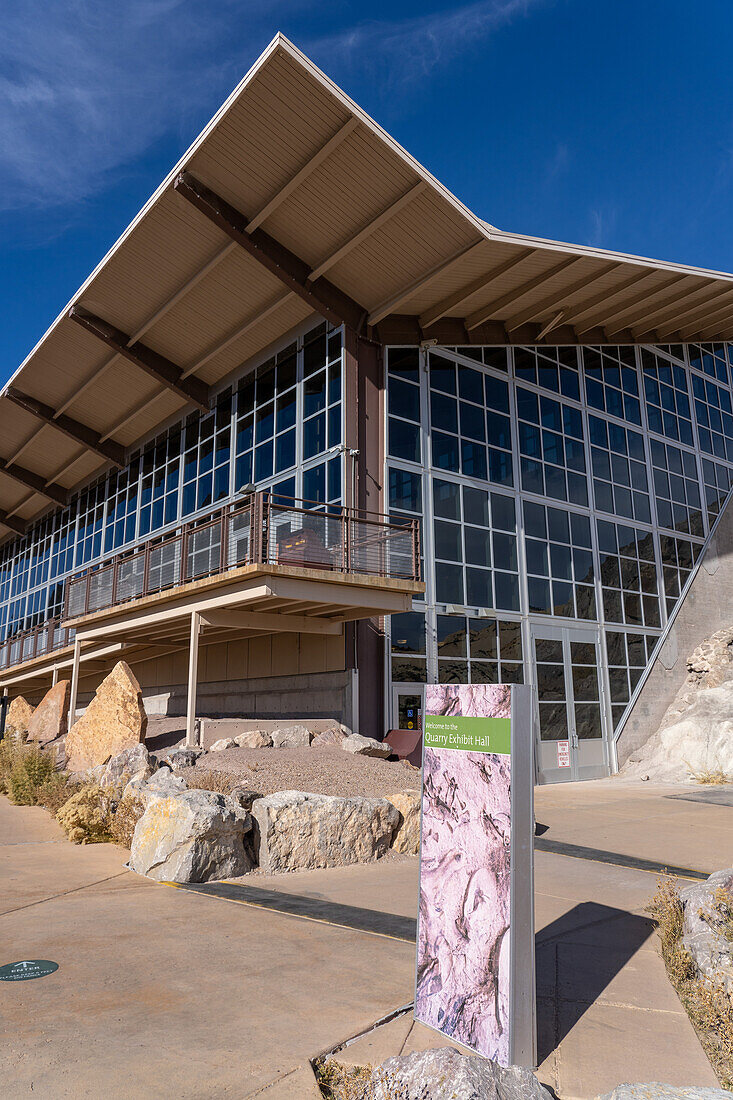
[187,744,420,799]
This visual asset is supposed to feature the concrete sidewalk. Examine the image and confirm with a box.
[0,781,724,1098]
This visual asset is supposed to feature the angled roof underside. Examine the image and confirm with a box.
[4,32,733,536]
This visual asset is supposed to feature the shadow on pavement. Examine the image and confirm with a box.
[535,901,655,1064]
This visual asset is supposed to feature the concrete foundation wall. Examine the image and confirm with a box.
[616,494,733,765]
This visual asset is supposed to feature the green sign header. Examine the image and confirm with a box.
[424,714,511,755]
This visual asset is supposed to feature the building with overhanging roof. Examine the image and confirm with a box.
[3,33,733,780]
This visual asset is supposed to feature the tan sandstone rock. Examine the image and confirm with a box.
[26,681,70,745]
[65,662,147,773]
[386,790,422,854]
[311,725,347,748]
[233,730,272,748]
[5,696,35,740]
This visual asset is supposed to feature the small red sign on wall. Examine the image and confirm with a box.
[557,741,570,768]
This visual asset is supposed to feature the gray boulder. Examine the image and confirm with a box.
[597,1087,733,1100]
[130,789,253,882]
[251,790,399,872]
[163,746,202,769]
[124,765,187,805]
[342,733,392,758]
[370,1048,552,1100]
[680,867,733,992]
[99,743,153,788]
[271,725,312,748]
[229,786,262,811]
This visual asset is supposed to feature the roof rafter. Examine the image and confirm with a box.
[0,508,26,535]
[69,306,210,412]
[604,276,702,337]
[4,387,125,469]
[0,461,67,506]
[465,256,580,331]
[655,286,733,340]
[309,181,426,282]
[628,280,721,338]
[573,271,674,334]
[246,116,359,233]
[419,250,532,330]
[504,260,617,332]
[174,170,367,333]
[367,240,485,326]
[674,293,733,340]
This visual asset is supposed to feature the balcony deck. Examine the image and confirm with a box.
[0,495,423,704]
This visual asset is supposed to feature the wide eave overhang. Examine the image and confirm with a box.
[4,32,733,537]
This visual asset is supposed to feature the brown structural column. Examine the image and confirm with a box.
[344,330,386,740]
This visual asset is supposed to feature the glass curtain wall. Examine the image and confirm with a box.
[385,340,733,769]
[0,322,343,645]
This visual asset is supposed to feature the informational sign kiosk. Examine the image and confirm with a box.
[414,683,536,1068]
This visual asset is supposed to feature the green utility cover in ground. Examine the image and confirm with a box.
[424,714,511,754]
[0,960,59,981]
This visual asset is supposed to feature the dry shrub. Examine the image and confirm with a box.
[35,773,74,815]
[108,793,146,848]
[56,785,114,844]
[690,768,732,786]
[2,741,57,805]
[648,875,733,1088]
[314,1059,373,1100]
[184,769,235,795]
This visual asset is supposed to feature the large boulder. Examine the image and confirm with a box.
[370,1047,552,1100]
[623,681,733,782]
[251,791,399,872]
[130,789,253,882]
[680,867,733,993]
[26,681,70,745]
[233,730,272,748]
[99,743,153,789]
[162,746,201,769]
[209,737,236,752]
[311,725,347,748]
[71,743,153,789]
[124,766,186,805]
[271,725,312,748]
[341,733,391,758]
[65,662,147,773]
[386,790,421,854]
[5,695,35,740]
[598,1087,732,1100]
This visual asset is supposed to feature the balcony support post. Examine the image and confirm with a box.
[52,666,59,686]
[185,611,201,748]
[68,637,81,731]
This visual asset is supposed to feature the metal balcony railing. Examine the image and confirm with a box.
[0,617,74,672]
[63,492,421,622]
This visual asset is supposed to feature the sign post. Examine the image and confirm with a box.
[414,683,536,1068]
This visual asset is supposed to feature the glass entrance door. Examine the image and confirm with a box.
[532,624,610,784]
[391,683,425,733]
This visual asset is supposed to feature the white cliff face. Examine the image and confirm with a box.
[624,680,733,782]
[623,626,733,782]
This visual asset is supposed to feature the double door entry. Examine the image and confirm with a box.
[532,624,611,784]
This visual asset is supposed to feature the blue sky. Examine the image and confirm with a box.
[2,0,733,375]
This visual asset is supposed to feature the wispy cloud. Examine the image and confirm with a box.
[0,1,285,212]
[308,0,548,94]
[586,205,619,249]
[0,0,547,214]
